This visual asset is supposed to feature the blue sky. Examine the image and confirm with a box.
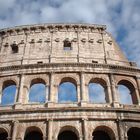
[0,0,140,65]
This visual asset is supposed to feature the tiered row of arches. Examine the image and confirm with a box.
[0,125,140,140]
[0,74,140,106]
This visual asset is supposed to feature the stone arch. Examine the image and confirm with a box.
[0,127,8,140]
[59,77,77,86]
[24,126,43,140]
[88,78,108,103]
[30,78,46,87]
[2,80,16,89]
[58,77,78,102]
[92,125,116,140]
[1,77,18,86]
[25,75,49,87]
[1,80,17,105]
[28,78,47,103]
[127,127,140,140]
[88,77,108,88]
[57,125,79,140]
[117,79,138,104]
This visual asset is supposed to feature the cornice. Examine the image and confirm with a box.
[0,63,140,74]
[0,23,106,36]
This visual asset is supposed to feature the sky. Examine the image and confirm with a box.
[0,0,140,66]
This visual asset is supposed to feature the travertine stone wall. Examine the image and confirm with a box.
[0,24,130,67]
[0,24,140,140]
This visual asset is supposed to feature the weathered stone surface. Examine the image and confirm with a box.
[0,23,139,140]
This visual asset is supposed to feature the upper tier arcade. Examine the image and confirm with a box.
[0,23,133,67]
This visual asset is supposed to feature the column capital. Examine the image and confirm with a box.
[46,118,53,122]
[12,120,19,124]
[81,117,88,121]
[49,71,55,75]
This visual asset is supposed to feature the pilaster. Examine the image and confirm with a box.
[109,74,119,107]
[11,120,19,140]
[15,75,25,109]
[135,76,140,105]
[0,82,2,104]
[47,119,53,140]
[82,118,88,140]
[80,72,88,106]
[47,72,55,107]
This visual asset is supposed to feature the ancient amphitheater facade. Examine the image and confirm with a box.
[0,24,140,140]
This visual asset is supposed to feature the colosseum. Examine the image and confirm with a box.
[0,23,140,140]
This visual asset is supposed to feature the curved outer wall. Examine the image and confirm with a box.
[0,24,140,140]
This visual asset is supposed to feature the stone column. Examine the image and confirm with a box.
[15,75,25,109]
[109,74,119,107]
[43,136,47,140]
[135,76,140,105]
[47,119,53,140]
[0,82,3,104]
[116,119,125,140]
[77,84,81,103]
[11,120,19,140]
[82,118,88,140]
[17,75,24,103]
[80,72,87,104]
[45,83,49,103]
[135,76,140,94]
[7,137,11,140]
[106,85,112,104]
[48,72,55,107]
[135,88,140,105]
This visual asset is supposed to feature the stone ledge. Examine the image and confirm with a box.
[0,63,139,73]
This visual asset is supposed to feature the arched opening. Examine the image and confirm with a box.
[58,77,77,102]
[92,130,111,140]
[24,127,43,140]
[127,127,140,140]
[58,130,78,140]
[29,78,46,103]
[88,78,107,103]
[0,128,8,140]
[117,80,137,104]
[92,126,115,140]
[1,80,16,105]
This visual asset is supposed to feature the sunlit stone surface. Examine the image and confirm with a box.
[0,23,140,140]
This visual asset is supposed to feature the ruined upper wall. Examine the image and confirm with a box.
[0,23,131,67]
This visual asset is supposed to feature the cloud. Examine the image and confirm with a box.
[58,82,77,102]
[118,85,133,104]
[89,83,106,103]
[0,0,140,66]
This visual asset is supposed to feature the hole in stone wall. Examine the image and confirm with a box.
[92,130,111,140]
[0,129,8,140]
[1,80,16,105]
[29,78,47,103]
[58,82,77,102]
[127,127,140,140]
[118,85,133,105]
[58,130,78,140]
[63,40,72,50]
[24,131,43,140]
[11,43,18,53]
[88,83,106,103]
[117,80,137,104]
